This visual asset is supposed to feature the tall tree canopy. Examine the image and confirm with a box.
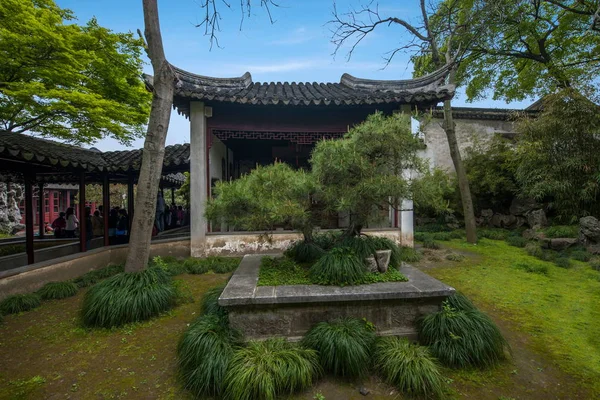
[0,0,150,144]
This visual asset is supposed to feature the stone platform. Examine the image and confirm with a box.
[219,254,455,341]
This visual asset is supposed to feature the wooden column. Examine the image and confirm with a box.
[127,174,134,232]
[38,182,45,239]
[79,172,86,252]
[24,172,35,264]
[102,174,110,246]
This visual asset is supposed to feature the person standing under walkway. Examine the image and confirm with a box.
[51,212,66,238]
[91,210,104,238]
[64,208,79,238]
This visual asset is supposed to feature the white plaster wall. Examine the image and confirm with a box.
[421,118,516,172]
[209,135,228,184]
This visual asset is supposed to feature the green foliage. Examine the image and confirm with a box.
[151,256,187,276]
[412,168,457,218]
[200,285,227,318]
[462,136,518,213]
[446,292,477,312]
[37,281,78,300]
[178,314,240,398]
[525,243,544,258]
[514,261,549,276]
[334,235,377,259]
[311,112,426,235]
[543,225,579,239]
[206,162,316,236]
[421,235,441,249]
[258,256,407,286]
[285,241,326,263]
[570,250,591,262]
[223,338,321,400]
[182,257,240,274]
[302,318,376,378]
[446,253,466,262]
[477,229,510,241]
[72,264,124,288]
[419,303,509,368]
[309,247,366,286]
[367,236,402,268]
[81,267,176,328]
[416,224,452,233]
[183,258,210,274]
[0,293,41,315]
[505,236,527,248]
[554,257,571,269]
[0,0,150,143]
[399,246,422,263]
[589,258,600,271]
[374,337,445,398]
[515,90,600,220]
[312,231,341,251]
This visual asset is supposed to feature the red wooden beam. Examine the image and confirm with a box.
[79,172,86,252]
[24,172,35,264]
[102,174,110,246]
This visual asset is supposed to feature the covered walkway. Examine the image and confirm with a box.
[0,131,189,267]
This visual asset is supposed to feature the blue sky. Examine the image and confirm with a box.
[56,0,533,151]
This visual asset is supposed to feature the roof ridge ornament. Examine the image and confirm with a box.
[171,65,252,89]
[340,63,453,91]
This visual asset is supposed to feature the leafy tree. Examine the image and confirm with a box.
[514,89,600,220]
[311,112,425,237]
[205,163,317,239]
[0,0,150,144]
[330,0,482,243]
[411,168,457,218]
[461,0,600,102]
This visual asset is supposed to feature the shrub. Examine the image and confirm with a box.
[178,314,240,397]
[570,250,591,262]
[525,242,543,258]
[554,257,571,269]
[506,236,527,248]
[446,292,477,312]
[285,241,326,263]
[312,231,341,251]
[416,224,452,233]
[37,281,79,300]
[399,246,422,263]
[152,256,187,276]
[309,247,366,286]
[224,339,320,400]
[334,236,377,259]
[374,337,445,398]
[422,236,440,250]
[478,229,510,241]
[446,253,466,262]
[419,304,509,368]
[200,285,227,317]
[81,267,176,328]
[0,293,41,315]
[207,257,240,274]
[302,318,375,377]
[590,258,600,271]
[514,262,549,275]
[544,225,579,239]
[183,258,210,275]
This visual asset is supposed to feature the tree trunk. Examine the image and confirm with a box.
[443,98,477,243]
[125,0,174,272]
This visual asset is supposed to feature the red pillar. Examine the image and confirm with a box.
[102,174,110,246]
[24,173,35,264]
[38,182,45,239]
[79,172,86,252]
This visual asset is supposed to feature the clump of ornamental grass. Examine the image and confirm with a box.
[73,264,124,288]
[399,246,422,263]
[446,292,477,312]
[505,236,527,248]
[525,242,544,258]
[419,303,509,369]
[81,267,176,328]
[445,253,466,262]
[590,258,600,271]
[374,337,446,399]
[554,257,571,269]
[368,236,402,268]
[207,257,240,274]
[183,257,210,274]
[334,235,377,259]
[514,261,549,275]
[200,284,227,318]
[178,314,240,398]
[285,240,326,263]
[570,250,591,262]
[0,293,41,315]
[309,247,366,286]
[312,231,341,251]
[223,338,321,400]
[302,318,376,377]
[37,281,79,300]
[477,229,510,240]
[422,236,440,250]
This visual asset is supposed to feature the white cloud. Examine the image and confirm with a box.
[269,27,317,45]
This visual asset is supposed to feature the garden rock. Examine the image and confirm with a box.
[510,197,542,216]
[477,209,494,227]
[527,209,548,230]
[579,216,600,244]
[359,387,370,396]
[587,244,600,255]
[548,238,577,251]
[365,250,391,273]
[491,213,525,229]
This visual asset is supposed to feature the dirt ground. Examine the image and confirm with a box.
[0,254,594,400]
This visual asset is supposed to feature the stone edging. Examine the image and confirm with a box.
[219,254,455,307]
